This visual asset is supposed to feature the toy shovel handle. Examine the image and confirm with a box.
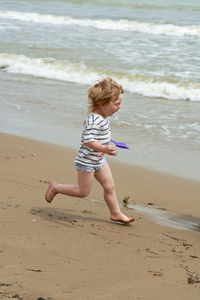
[111,139,130,149]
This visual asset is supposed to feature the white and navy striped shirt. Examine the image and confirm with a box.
[75,113,111,167]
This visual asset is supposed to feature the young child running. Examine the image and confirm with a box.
[45,77,134,224]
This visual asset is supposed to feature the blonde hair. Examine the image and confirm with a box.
[88,77,124,112]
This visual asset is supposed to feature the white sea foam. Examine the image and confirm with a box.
[7,102,21,110]
[0,53,99,85]
[0,10,200,37]
[119,77,200,102]
[0,53,199,102]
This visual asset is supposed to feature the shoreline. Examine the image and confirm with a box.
[1,122,200,182]
[1,132,200,299]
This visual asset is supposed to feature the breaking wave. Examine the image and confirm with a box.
[0,53,199,102]
[0,10,200,37]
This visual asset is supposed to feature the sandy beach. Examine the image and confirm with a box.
[1,132,200,300]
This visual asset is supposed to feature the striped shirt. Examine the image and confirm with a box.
[75,113,111,167]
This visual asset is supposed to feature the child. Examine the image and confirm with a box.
[45,77,134,224]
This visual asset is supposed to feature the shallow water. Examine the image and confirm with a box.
[91,199,200,232]
[128,204,200,232]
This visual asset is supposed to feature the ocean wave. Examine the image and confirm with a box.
[0,53,199,102]
[0,10,200,37]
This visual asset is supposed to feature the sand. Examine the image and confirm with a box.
[0,132,200,300]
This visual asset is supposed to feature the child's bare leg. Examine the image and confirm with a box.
[95,163,134,224]
[45,170,94,203]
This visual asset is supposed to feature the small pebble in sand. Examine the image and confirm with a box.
[123,196,130,206]
[187,275,200,284]
[12,294,21,299]
[31,153,37,157]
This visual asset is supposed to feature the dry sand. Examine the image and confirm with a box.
[0,132,200,300]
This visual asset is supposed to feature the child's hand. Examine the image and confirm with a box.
[104,145,118,156]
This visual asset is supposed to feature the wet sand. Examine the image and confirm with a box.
[1,132,200,300]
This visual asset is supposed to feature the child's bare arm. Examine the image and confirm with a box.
[85,141,117,156]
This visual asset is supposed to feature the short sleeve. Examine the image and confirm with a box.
[82,114,103,144]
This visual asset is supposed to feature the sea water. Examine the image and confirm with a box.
[0,0,200,180]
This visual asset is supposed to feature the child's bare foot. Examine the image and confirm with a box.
[110,213,135,224]
[45,181,57,203]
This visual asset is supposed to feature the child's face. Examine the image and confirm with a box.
[101,94,122,117]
